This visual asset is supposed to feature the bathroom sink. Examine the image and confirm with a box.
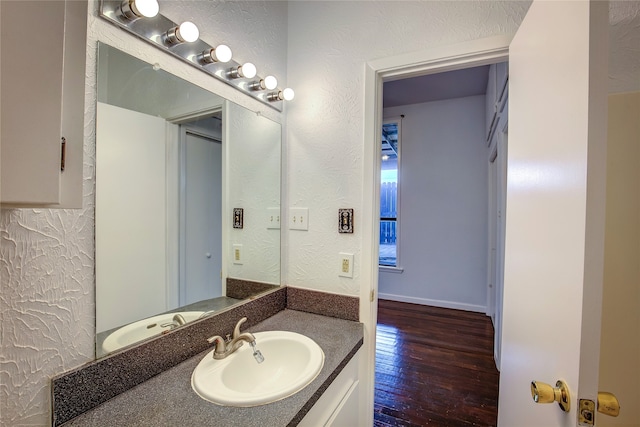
[191,330,324,406]
[101,311,205,353]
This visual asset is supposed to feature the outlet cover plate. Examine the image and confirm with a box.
[232,244,243,265]
[339,252,354,278]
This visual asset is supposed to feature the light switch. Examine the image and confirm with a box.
[289,207,309,231]
[267,207,280,229]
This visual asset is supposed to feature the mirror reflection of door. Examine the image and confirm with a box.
[180,120,223,306]
[96,102,168,332]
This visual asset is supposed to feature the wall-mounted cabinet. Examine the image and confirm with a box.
[0,0,86,208]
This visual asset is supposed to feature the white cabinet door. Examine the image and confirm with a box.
[0,0,86,207]
[299,350,360,427]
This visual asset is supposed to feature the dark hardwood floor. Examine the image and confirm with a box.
[374,299,499,427]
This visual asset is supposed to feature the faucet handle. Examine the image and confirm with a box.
[233,317,248,338]
[207,335,225,344]
[207,335,227,357]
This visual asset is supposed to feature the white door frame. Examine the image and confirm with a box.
[360,35,512,425]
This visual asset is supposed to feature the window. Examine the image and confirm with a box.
[380,118,400,267]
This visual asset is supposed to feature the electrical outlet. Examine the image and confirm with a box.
[232,244,243,265]
[339,252,354,278]
[289,207,309,230]
[267,207,280,229]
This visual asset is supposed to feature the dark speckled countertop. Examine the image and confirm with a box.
[62,310,364,427]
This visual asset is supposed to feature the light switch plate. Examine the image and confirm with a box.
[339,252,354,278]
[289,207,309,230]
[338,208,354,233]
[267,207,280,229]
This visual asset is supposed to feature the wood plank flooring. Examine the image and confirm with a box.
[374,299,499,427]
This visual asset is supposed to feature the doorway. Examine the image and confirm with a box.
[363,3,611,423]
[179,122,223,306]
[374,62,507,425]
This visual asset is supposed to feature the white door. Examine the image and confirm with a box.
[498,1,608,425]
[181,131,223,305]
[96,102,168,331]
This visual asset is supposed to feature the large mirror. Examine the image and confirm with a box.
[95,43,281,358]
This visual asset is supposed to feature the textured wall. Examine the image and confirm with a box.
[285,1,530,296]
[0,1,287,425]
[284,1,639,297]
[609,1,640,93]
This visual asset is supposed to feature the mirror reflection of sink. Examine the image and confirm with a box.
[191,331,324,407]
[101,311,205,354]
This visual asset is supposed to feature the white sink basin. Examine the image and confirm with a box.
[191,330,324,407]
[102,311,205,353]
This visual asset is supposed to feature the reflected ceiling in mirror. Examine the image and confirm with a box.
[95,43,281,358]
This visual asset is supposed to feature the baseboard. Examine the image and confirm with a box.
[378,292,486,313]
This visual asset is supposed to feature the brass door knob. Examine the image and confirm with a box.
[597,391,620,417]
[530,380,571,412]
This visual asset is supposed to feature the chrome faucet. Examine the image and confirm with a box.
[207,317,257,360]
[160,313,187,329]
[198,310,215,319]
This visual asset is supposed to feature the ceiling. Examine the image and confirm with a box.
[384,1,640,108]
[383,65,491,108]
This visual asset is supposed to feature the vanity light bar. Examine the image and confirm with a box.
[100,0,293,111]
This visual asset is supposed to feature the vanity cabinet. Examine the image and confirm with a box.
[0,0,86,208]
[299,349,361,427]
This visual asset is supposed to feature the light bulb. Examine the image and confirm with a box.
[250,75,279,91]
[199,45,233,64]
[267,88,295,102]
[120,0,159,19]
[282,88,295,101]
[228,62,257,79]
[133,0,159,17]
[213,45,232,63]
[263,75,278,90]
[177,22,199,43]
[239,62,257,79]
[164,21,199,45]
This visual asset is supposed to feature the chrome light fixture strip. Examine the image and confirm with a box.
[99,0,283,111]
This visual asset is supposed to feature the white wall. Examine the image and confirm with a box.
[285,1,529,296]
[379,96,488,312]
[0,1,287,424]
